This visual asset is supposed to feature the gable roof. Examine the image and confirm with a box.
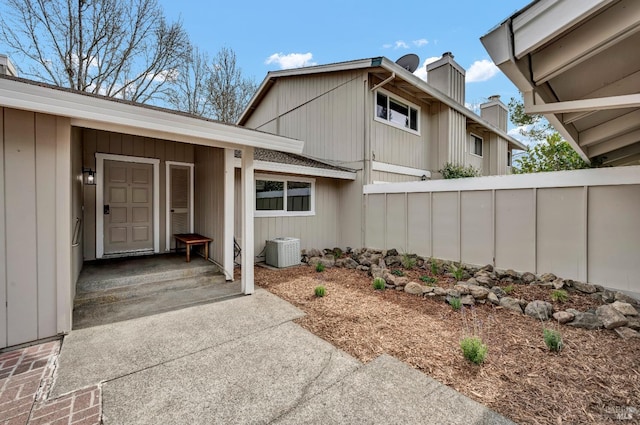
[238,56,526,150]
[0,74,304,154]
[481,0,640,166]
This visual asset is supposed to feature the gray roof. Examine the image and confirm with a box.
[235,148,356,173]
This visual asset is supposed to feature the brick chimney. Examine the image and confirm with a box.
[0,54,18,77]
[480,95,508,132]
[426,52,465,105]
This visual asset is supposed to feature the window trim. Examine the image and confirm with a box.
[507,150,512,167]
[470,133,484,158]
[254,174,316,217]
[374,88,420,135]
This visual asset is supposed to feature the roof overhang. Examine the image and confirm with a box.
[0,76,304,154]
[481,0,640,166]
[238,57,526,151]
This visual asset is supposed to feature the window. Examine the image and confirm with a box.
[471,134,483,157]
[255,176,314,217]
[507,151,512,167]
[375,90,419,133]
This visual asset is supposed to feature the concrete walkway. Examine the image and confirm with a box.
[13,290,515,424]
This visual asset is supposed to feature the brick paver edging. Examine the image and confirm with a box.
[0,340,102,425]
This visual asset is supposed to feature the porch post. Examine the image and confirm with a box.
[241,147,254,294]
[223,148,234,281]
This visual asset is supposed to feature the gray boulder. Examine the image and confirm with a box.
[433,287,447,297]
[610,301,638,317]
[552,311,575,324]
[404,282,424,295]
[525,300,554,321]
[500,297,523,314]
[461,295,475,306]
[566,309,603,330]
[475,275,495,287]
[596,305,628,330]
[487,292,500,305]
[540,273,557,283]
[573,281,597,294]
[521,272,536,284]
[490,286,506,298]
[614,327,640,339]
[615,291,639,306]
[335,257,358,269]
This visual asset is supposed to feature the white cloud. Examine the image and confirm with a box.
[395,40,409,49]
[265,52,317,70]
[413,38,428,47]
[466,59,499,83]
[413,56,441,81]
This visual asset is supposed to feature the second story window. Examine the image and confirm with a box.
[471,134,483,157]
[375,90,419,133]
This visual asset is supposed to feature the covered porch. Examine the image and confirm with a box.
[0,75,303,349]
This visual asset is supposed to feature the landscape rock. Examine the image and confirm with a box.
[384,248,398,257]
[308,257,334,268]
[500,269,519,280]
[573,281,597,294]
[540,273,557,283]
[552,279,565,290]
[335,257,359,269]
[384,274,409,288]
[404,282,424,295]
[356,265,370,272]
[475,275,495,287]
[490,286,506,298]
[600,290,616,303]
[626,317,640,331]
[461,295,475,306]
[610,301,638,317]
[453,283,471,295]
[500,297,523,314]
[596,305,628,329]
[614,327,640,339]
[487,292,500,305]
[433,287,447,297]
[614,291,639,306]
[422,286,434,294]
[552,311,575,324]
[521,272,536,284]
[369,265,384,279]
[468,285,490,300]
[480,264,493,272]
[306,248,322,258]
[385,256,402,268]
[566,309,603,330]
[525,300,554,321]
[447,289,461,298]
[466,277,479,286]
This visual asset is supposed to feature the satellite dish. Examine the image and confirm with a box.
[396,53,420,73]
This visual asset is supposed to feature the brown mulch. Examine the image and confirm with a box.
[255,265,640,425]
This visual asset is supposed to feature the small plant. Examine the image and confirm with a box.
[391,269,405,277]
[449,297,462,311]
[543,328,563,352]
[401,253,417,269]
[430,259,439,276]
[452,263,464,280]
[420,275,437,285]
[372,277,386,290]
[460,336,488,365]
[332,247,343,258]
[503,284,515,295]
[315,262,325,272]
[439,162,481,179]
[314,285,326,297]
[551,289,569,303]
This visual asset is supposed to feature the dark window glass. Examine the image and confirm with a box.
[256,180,284,210]
[409,108,418,131]
[376,92,388,119]
[286,181,311,211]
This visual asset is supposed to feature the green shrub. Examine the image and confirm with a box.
[551,289,569,303]
[315,262,325,272]
[543,328,563,352]
[503,284,515,295]
[449,297,462,311]
[460,336,488,365]
[373,277,386,290]
[420,275,437,285]
[430,259,439,276]
[401,253,417,269]
[440,162,481,179]
[452,263,464,280]
[391,269,405,277]
[314,285,326,297]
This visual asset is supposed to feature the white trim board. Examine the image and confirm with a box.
[364,165,640,194]
[165,161,195,252]
[96,153,160,258]
[371,161,431,178]
[233,158,356,180]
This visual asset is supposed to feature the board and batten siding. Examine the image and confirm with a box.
[193,146,226,270]
[0,107,73,349]
[234,170,341,258]
[363,166,640,295]
[244,71,366,165]
[82,128,195,260]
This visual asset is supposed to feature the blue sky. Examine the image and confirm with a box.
[159,0,531,112]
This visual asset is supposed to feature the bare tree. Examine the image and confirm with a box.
[207,47,257,123]
[0,0,188,103]
[165,45,212,116]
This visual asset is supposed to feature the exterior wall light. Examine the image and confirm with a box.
[83,167,96,185]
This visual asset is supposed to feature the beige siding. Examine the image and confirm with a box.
[362,168,640,294]
[0,108,72,348]
[234,172,341,257]
[337,172,364,248]
[194,146,225,267]
[244,72,366,165]
[71,128,83,289]
[371,171,420,183]
[82,129,195,260]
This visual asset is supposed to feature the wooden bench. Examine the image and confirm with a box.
[174,233,213,262]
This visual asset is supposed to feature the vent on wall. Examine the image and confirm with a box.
[265,237,300,268]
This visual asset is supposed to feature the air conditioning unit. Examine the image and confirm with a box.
[265,237,300,268]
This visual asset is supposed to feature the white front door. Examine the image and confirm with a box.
[103,160,154,255]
